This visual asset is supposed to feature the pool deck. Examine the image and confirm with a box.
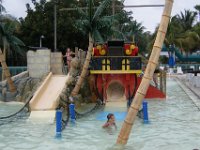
[175,74,200,98]
[172,74,200,110]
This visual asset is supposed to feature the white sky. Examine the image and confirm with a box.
[3,0,200,32]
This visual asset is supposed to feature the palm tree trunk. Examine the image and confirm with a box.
[2,44,6,81]
[116,0,174,145]
[0,49,16,92]
[71,33,93,96]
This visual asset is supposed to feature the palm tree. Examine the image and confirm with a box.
[0,20,25,58]
[195,5,200,22]
[116,0,173,145]
[71,0,114,96]
[176,9,197,31]
[0,48,16,92]
[0,20,25,85]
[0,0,6,14]
[193,23,200,37]
[165,16,182,46]
[165,11,200,55]
[174,31,200,55]
[0,20,25,56]
[121,20,145,43]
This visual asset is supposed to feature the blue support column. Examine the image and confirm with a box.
[142,101,149,124]
[55,110,62,138]
[69,103,75,121]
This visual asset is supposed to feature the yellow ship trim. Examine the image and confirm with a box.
[90,70,142,74]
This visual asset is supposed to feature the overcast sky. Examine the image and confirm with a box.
[3,0,200,32]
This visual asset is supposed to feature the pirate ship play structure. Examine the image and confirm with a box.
[90,40,166,104]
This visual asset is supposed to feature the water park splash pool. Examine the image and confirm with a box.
[0,78,200,150]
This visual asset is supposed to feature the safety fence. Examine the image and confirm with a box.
[160,64,200,73]
[0,66,27,81]
[154,70,167,95]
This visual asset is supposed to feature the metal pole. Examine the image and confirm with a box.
[40,35,44,48]
[54,1,57,51]
[112,0,115,15]
[40,37,42,48]
[59,5,164,11]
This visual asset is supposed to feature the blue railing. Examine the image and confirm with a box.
[160,64,200,72]
[0,66,27,81]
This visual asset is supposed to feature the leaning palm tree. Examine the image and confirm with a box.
[0,48,16,92]
[121,20,145,43]
[0,20,25,56]
[0,20,25,91]
[176,9,197,31]
[0,0,6,15]
[195,5,200,22]
[175,31,200,55]
[164,13,200,55]
[116,0,173,145]
[165,15,183,46]
[71,0,114,96]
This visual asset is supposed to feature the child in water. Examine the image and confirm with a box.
[102,113,117,129]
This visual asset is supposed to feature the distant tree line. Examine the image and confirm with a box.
[0,0,200,65]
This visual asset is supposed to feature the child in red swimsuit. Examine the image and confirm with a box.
[102,113,117,129]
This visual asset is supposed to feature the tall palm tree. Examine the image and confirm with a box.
[0,0,6,14]
[0,20,25,56]
[121,20,145,43]
[195,5,200,22]
[165,11,200,55]
[176,9,197,31]
[175,31,200,54]
[0,48,16,92]
[116,0,173,145]
[71,0,114,96]
[165,16,183,46]
[193,23,200,37]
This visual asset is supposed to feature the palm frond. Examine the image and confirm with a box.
[71,4,88,20]
[9,36,25,47]
[0,3,6,14]
[0,20,26,56]
[76,19,91,35]
[92,0,111,22]
[92,29,104,43]
[111,27,125,40]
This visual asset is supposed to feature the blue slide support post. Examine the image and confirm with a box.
[56,110,62,138]
[142,101,149,124]
[69,103,75,121]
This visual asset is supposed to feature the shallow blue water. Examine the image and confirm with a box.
[0,78,200,150]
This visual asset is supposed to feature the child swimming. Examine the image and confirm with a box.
[102,113,117,129]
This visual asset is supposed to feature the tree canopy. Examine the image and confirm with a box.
[17,0,150,54]
[1,0,200,65]
[151,8,200,57]
[0,1,26,65]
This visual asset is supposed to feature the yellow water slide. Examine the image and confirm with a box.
[29,72,69,120]
[106,81,127,109]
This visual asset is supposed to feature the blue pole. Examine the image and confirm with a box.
[56,110,62,138]
[69,103,75,120]
[142,101,149,124]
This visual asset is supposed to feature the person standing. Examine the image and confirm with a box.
[63,48,75,70]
